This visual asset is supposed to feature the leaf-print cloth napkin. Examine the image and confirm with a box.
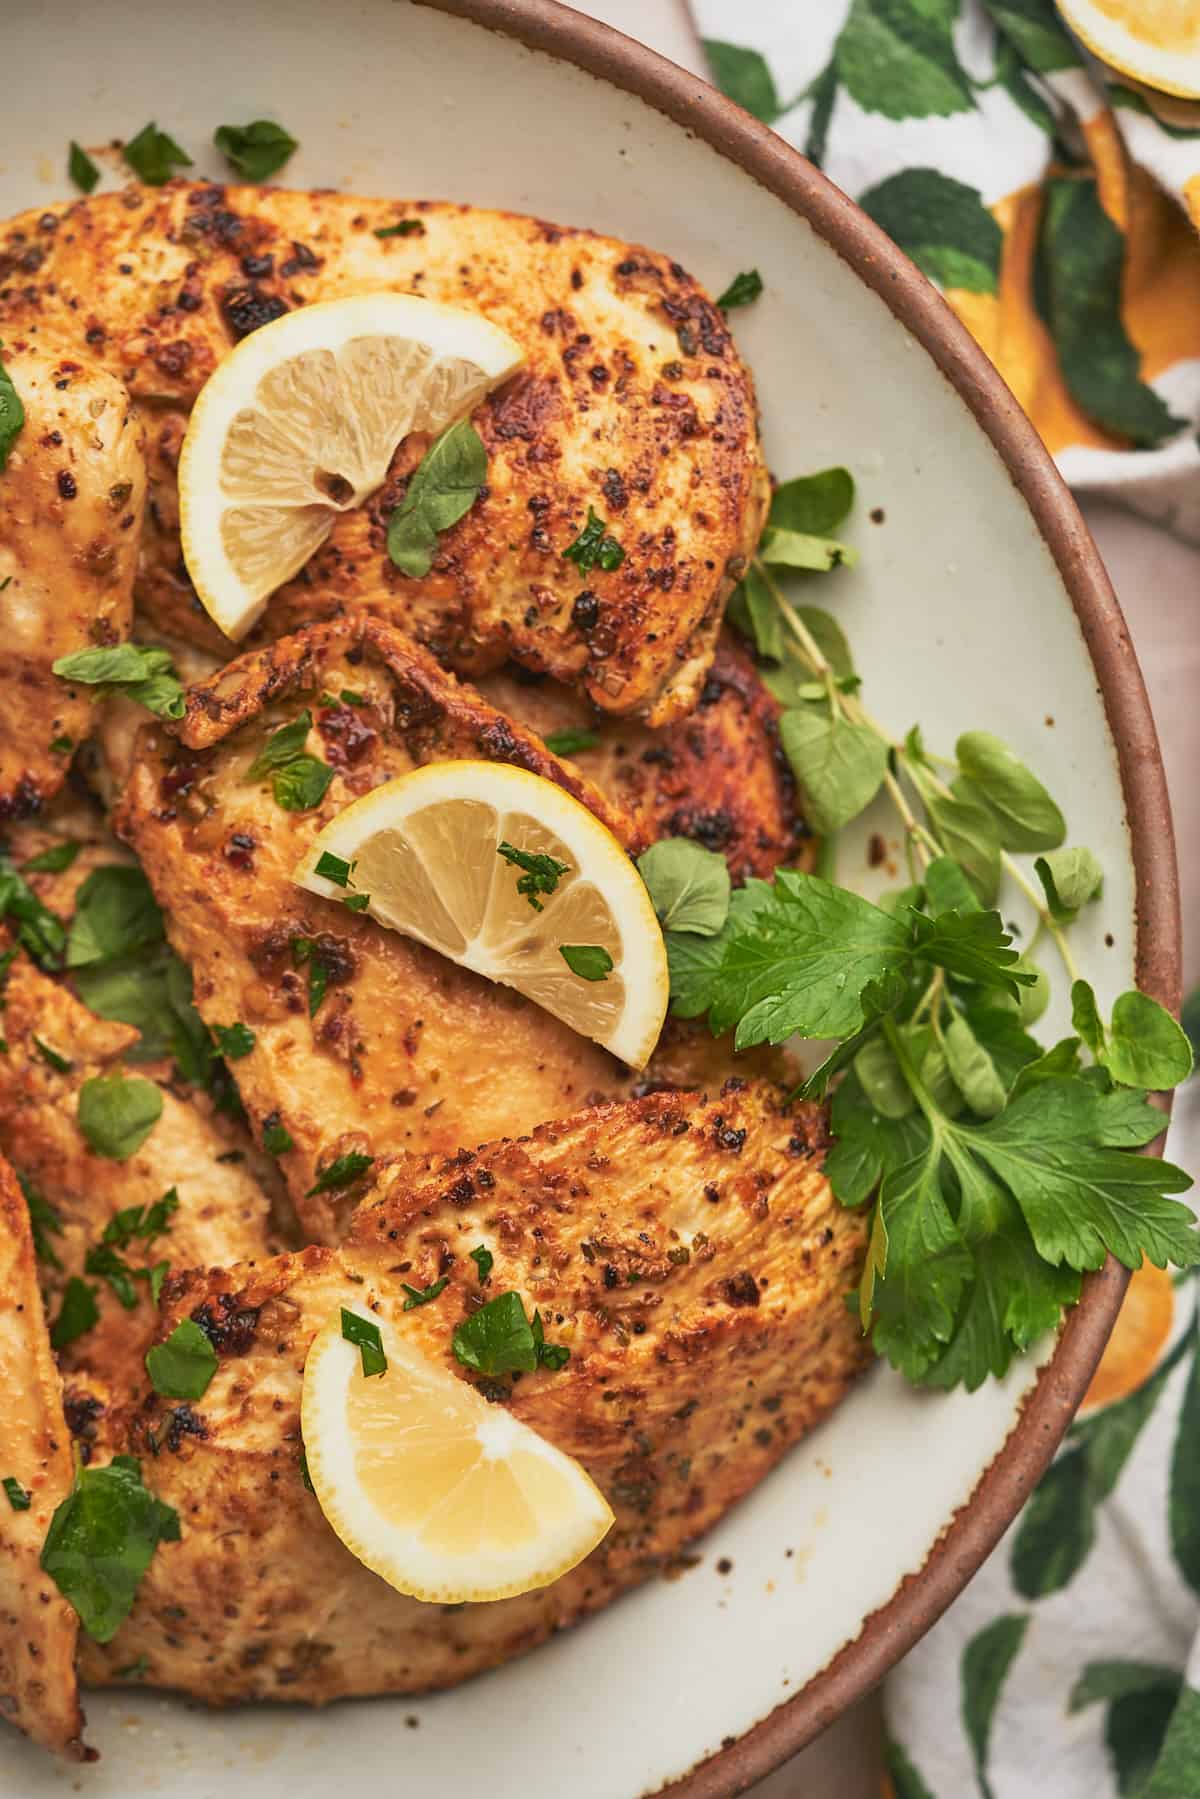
[694,0,1200,542]
[684,4,1200,1793]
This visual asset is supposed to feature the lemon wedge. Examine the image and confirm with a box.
[302,1306,613,1603]
[293,761,669,1069]
[178,293,524,640]
[1057,0,1200,97]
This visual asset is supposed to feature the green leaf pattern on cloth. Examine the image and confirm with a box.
[962,1614,1030,1799]
[860,169,1003,293]
[698,0,1199,469]
[1010,1324,1191,1598]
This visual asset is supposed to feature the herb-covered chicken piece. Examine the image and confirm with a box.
[0,346,145,817]
[115,616,660,1243]
[72,1080,866,1705]
[0,185,766,724]
[0,947,278,1399]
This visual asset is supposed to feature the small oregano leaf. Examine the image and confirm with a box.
[387,421,487,577]
[1034,847,1104,923]
[637,839,731,937]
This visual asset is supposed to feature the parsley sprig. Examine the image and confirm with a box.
[497,841,569,912]
[654,465,1200,1393]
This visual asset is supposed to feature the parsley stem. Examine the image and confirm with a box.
[881,768,933,872]
[756,562,834,683]
[900,754,1081,978]
[910,968,944,1029]
[882,1013,943,1128]
[757,555,1083,983]
[1000,855,1081,983]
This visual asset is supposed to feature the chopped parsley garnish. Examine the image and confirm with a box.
[102,1189,179,1248]
[48,735,73,755]
[543,727,600,757]
[20,1173,63,1269]
[22,841,81,875]
[275,758,334,811]
[402,1277,448,1311]
[33,1036,72,1073]
[67,866,163,970]
[344,893,371,913]
[559,944,613,982]
[212,1021,255,1060]
[290,935,335,1017]
[116,1655,149,1680]
[531,1311,570,1371]
[248,712,333,813]
[263,1119,294,1155]
[469,1245,493,1285]
[251,713,314,774]
[716,268,763,310]
[314,851,354,888]
[213,119,298,181]
[3,1476,30,1511]
[50,1277,99,1350]
[341,1308,387,1377]
[299,1446,314,1493]
[122,122,192,186]
[0,857,67,969]
[52,643,186,719]
[375,220,424,237]
[563,507,625,575]
[496,841,569,912]
[340,689,367,706]
[40,1454,180,1642]
[451,1290,569,1377]
[387,420,487,578]
[81,1190,177,1310]
[77,1074,163,1161]
[68,141,100,193]
[0,347,25,472]
[82,1244,137,1310]
[307,1152,374,1198]
[145,1319,218,1400]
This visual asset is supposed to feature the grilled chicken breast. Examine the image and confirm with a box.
[0,1161,85,1758]
[115,616,661,1242]
[69,1081,866,1704]
[0,347,145,819]
[0,186,767,723]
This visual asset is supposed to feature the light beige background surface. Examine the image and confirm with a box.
[580,4,1200,1793]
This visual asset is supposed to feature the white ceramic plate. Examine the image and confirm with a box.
[0,1,1177,1792]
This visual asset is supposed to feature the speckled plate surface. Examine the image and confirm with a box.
[0,1,1179,1793]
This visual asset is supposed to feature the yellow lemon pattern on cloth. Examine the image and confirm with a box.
[701,0,1200,538]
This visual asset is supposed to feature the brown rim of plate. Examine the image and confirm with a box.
[423,2,1181,1792]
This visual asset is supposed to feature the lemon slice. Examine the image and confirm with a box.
[293,761,669,1069]
[1057,0,1200,97]
[178,293,525,639]
[302,1306,613,1602]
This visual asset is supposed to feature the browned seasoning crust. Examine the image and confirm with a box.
[0,184,768,724]
[479,628,815,884]
[0,347,145,820]
[0,1157,88,1758]
[76,1081,868,1705]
